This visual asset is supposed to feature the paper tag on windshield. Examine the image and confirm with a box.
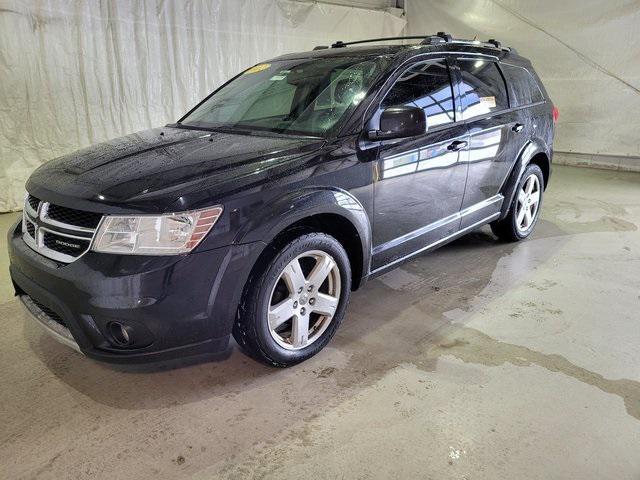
[479,96,496,108]
[244,63,270,74]
[270,70,290,81]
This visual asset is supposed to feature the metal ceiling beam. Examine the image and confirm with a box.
[313,0,403,11]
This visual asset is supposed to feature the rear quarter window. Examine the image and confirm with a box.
[500,63,545,107]
[457,59,509,118]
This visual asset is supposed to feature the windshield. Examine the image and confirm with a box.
[180,56,389,137]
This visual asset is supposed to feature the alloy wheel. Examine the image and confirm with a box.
[516,174,541,234]
[267,250,341,350]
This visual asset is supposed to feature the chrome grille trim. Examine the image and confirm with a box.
[22,196,103,263]
[25,195,39,218]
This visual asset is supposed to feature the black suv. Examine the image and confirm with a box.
[9,33,555,367]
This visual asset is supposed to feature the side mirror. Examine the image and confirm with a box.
[368,105,426,140]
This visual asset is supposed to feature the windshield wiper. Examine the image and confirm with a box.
[169,122,322,139]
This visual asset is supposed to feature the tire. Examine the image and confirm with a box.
[233,232,352,367]
[491,163,544,242]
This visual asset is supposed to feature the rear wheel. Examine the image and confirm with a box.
[491,163,544,241]
[233,233,351,367]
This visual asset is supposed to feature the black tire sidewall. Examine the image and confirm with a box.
[244,233,351,366]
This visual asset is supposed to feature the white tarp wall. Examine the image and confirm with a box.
[0,0,405,212]
[406,0,640,159]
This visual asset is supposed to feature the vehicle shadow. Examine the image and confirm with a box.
[23,219,568,413]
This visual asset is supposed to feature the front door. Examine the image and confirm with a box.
[370,59,469,271]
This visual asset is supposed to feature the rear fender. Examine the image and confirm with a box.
[498,139,550,221]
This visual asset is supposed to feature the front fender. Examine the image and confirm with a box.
[234,186,372,279]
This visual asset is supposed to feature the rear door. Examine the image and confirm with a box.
[370,58,469,271]
[500,61,549,161]
[454,57,525,229]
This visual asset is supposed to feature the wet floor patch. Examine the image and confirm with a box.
[426,325,640,421]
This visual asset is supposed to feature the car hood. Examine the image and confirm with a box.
[26,126,324,213]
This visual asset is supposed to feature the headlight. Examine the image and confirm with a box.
[92,206,223,255]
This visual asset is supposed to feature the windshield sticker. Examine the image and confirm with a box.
[244,63,271,74]
[269,71,290,81]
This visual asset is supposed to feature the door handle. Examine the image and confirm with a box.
[447,140,468,151]
[512,123,525,133]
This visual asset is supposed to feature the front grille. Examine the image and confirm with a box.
[27,195,40,212]
[43,231,91,257]
[26,220,35,237]
[22,195,103,263]
[47,203,103,229]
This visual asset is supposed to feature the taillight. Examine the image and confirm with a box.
[552,105,559,123]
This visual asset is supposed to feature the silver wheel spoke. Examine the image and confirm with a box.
[269,298,296,330]
[291,314,309,348]
[524,207,533,228]
[525,177,535,194]
[312,293,339,317]
[282,258,306,295]
[307,255,336,289]
[516,205,526,225]
[530,189,540,206]
[518,190,527,205]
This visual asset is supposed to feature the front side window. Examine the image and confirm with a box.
[500,63,544,107]
[382,60,455,128]
[458,59,508,118]
[180,56,390,137]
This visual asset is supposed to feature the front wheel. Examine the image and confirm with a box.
[491,163,544,241]
[233,233,351,367]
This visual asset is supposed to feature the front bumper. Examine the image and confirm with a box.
[9,219,265,363]
[20,293,82,353]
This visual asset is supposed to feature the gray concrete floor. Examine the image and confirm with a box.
[1,165,639,479]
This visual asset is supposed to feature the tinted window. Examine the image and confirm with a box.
[458,59,508,118]
[500,63,544,106]
[382,60,455,127]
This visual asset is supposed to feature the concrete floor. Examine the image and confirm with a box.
[1,165,639,479]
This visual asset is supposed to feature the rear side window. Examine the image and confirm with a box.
[500,63,544,106]
[382,60,455,128]
[457,59,508,118]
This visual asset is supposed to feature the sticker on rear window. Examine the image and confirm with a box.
[479,96,496,108]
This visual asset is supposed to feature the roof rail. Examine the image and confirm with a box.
[449,37,512,52]
[420,31,453,44]
[312,33,512,52]
[326,36,439,49]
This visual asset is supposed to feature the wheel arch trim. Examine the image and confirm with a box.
[498,139,550,221]
[234,186,373,285]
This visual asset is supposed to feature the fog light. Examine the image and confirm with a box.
[108,321,132,346]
